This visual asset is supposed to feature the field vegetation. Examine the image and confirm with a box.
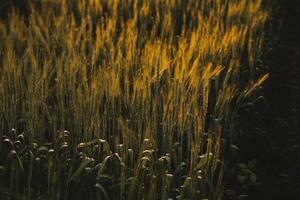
[0,0,271,199]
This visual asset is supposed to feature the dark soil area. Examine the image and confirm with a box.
[240,0,300,199]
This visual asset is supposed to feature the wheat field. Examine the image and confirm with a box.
[0,0,271,199]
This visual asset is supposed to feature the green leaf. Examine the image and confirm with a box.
[237,175,245,183]
[249,173,256,183]
[95,183,109,200]
[69,157,92,182]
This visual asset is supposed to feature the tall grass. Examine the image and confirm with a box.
[0,0,270,199]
